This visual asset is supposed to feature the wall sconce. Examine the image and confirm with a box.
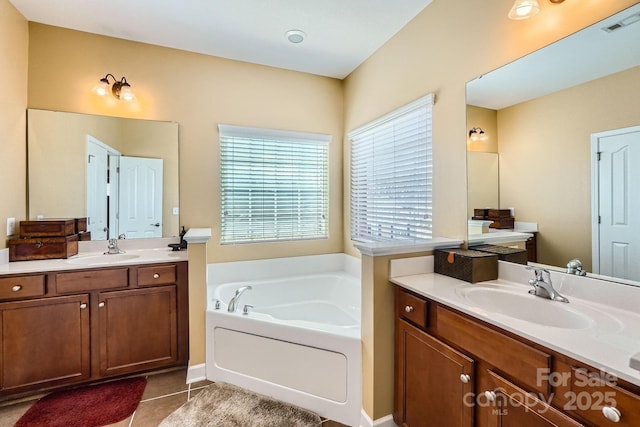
[468,127,488,142]
[508,0,564,20]
[94,74,135,101]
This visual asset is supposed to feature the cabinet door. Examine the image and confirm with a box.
[98,286,177,377]
[0,295,90,394]
[485,371,584,427]
[395,320,475,427]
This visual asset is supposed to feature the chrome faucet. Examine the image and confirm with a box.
[526,267,569,303]
[227,286,252,312]
[566,258,587,276]
[105,238,124,255]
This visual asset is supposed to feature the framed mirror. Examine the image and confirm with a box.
[466,4,640,285]
[27,109,179,240]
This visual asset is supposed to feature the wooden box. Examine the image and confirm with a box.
[489,218,515,229]
[19,219,76,237]
[8,235,79,261]
[78,231,92,241]
[487,209,512,219]
[434,249,498,283]
[74,217,87,233]
[473,208,489,219]
[471,244,528,265]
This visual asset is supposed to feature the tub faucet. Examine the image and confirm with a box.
[526,267,569,303]
[566,258,587,276]
[227,286,252,312]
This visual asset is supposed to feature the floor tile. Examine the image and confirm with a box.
[131,391,188,426]
[190,378,213,389]
[0,400,34,427]
[141,368,188,401]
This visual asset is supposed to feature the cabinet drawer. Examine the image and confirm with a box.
[568,367,640,427]
[436,305,551,395]
[0,275,45,300]
[56,268,129,293]
[137,264,177,286]
[397,289,428,329]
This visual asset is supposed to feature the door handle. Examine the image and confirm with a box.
[150,223,161,227]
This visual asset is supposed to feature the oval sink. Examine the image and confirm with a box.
[455,285,592,329]
[66,253,140,265]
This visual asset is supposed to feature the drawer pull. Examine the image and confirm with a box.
[153,273,160,279]
[12,285,22,292]
[484,391,497,402]
[404,305,414,313]
[460,374,471,384]
[602,406,621,423]
[80,303,87,309]
[98,302,105,308]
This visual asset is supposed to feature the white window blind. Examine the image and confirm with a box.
[349,94,433,242]
[219,125,330,244]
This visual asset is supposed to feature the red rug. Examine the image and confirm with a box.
[15,377,147,427]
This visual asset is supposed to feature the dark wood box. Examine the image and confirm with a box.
[8,234,79,261]
[489,218,515,229]
[74,217,87,233]
[19,219,76,237]
[78,231,92,241]
[434,249,498,283]
[473,208,489,219]
[471,244,528,265]
[487,209,513,219]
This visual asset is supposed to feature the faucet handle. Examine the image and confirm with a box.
[242,304,254,315]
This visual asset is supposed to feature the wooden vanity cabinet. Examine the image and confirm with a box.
[394,286,640,427]
[0,261,188,398]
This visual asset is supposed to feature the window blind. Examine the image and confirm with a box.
[219,125,330,244]
[349,94,433,242]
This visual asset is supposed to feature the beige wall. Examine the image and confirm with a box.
[0,0,28,247]
[499,65,640,271]
[27,23,345,263]
[343,0,638,420]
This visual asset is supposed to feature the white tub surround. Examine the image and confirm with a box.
[390,257,640,387]
[206,254,361,427]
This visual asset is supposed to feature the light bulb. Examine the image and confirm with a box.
[508,0,540,20]
[119,84,135,101]
[93,79,109,96]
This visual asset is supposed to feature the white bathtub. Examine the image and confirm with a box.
[205,254,361,427]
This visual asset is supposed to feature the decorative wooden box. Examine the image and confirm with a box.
[489,218,515,229]
[19,219,76,237]
[471,244,528,265]
[487,209,512,219]
[8,235,79,261]
[434,249,498,283]
[74,217,87,233]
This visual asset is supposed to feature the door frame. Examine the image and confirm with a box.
[591,125,640,275]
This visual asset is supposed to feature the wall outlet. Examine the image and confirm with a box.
[6,218,16,236]
[172,207,180,215]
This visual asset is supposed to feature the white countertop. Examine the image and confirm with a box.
[391,267,640,388]
[0,238,187,276]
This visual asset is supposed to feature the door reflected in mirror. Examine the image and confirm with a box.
[27,109,179,240]
[465,4,640,286]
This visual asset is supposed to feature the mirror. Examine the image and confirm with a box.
[27,109,179,240]
[466,4,640,285]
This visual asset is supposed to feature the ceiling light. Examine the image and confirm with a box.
[468,127,488,142]
[93,74,135,101]
[508,0,540,20]
[286,30,306,44]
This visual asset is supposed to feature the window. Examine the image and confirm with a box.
[349,93,433,242]
[219,125,330,244]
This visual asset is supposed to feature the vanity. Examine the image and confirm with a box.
[0,246,188,399]
[391,259,640,427]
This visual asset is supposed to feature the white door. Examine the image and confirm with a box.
[86,137,109,240]
[118,156,163,239]
[592,126,640,281]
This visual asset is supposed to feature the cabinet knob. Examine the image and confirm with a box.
[98,302,105,308]
[459,374,471,384]
[484,391,497,402]
[404,305,414,313]
[153,273,160,279]
[602,406,621,423]
[12,285,22,292]
[80,303,87,309]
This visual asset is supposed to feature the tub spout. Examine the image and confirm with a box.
[227,286,252,312]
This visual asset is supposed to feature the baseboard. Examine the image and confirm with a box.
[186,363,206,384]
[360,410,397,427]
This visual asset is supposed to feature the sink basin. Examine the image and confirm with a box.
[455,285,592,329]
[66,253,140,265]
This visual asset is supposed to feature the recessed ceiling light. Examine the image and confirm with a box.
[286,30,306,44]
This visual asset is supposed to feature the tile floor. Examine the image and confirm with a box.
[0,368,348,427]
